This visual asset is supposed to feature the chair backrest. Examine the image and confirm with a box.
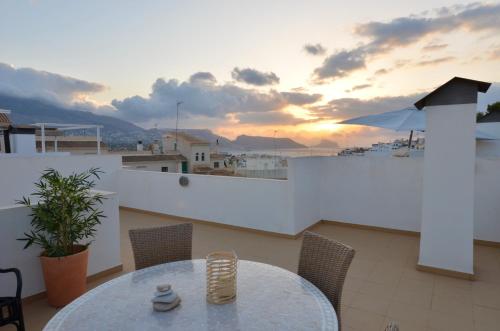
[0,268,22,298]
[298,231,355,331]
[129,223,193,270]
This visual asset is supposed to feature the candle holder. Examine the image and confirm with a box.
[206,251,237,304]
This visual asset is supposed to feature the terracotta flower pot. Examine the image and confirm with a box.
[40,245,89,307]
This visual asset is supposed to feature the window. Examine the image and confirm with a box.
[201,152,205,161]
[195,152,199,161]
[214,162,219,168]
[161,167,168,172]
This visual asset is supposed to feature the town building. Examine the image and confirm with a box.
[162,131,231,175]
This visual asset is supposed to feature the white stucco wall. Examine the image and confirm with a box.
[118,169,293,234]
[118,155,500,244]
[0,191,121,298]
[474,157,500,243]
[123,160,181,173]
[318,157,423,231]
[191,145,211,167]
[476,122,500,157]
[287,157,323,233]
[0,154,121,206]
[419,104,476,274]
[288,155,500,245]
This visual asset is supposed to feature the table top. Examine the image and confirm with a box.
[44,260,338,331]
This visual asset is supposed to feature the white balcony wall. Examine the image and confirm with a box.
[474,158,500,243]
[319,157,424,232]
[0,191,121,298]
[289,156,500,243]
[118,156,500,243]
[118,170,293,234]
[0,155,121,206]
[287,157,323,233]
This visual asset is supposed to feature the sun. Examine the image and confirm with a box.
[300,120,344,133]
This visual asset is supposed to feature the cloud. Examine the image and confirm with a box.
[308,93,426,120]
[231,67,280,86]
[0,62,105,105]
[374,68,391,76]
[346,84,372,92]
[415,56,456,66]
[303,43,327,56]
[312,2,500,82]
[313,48,367,81]
[281,91,322,105]
[235,111,306,125]
[422,42,448,51]
[489,44,500,60]
[189,71,217,84]
[112,73,322,122]
[372,59,411,77]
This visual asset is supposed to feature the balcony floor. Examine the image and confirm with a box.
[12,208,500,331]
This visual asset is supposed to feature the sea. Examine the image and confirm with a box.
[224,147,343,158]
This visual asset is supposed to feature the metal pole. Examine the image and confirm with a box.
[408,130,414,148]
[274,130,277,178]
[96,126,101,155]
[41,124,46,153]
[175,101,183,151]
[54,135,58,152]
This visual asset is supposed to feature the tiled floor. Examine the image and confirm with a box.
[8,208,500,331]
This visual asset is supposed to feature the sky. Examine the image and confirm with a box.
[0,0,500,146]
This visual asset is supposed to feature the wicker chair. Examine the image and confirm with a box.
[129,223,193,270]
[385,321,399,331]
[298,231,355,331]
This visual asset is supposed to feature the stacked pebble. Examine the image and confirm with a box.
[152,284,181,312]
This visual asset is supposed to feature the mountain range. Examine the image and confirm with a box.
[313,139,339,148]
[0,93,315,150]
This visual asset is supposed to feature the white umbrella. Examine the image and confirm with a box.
[339,107,497,142]
[339,107,425,132]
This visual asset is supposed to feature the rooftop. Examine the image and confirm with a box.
[14,208,500,331]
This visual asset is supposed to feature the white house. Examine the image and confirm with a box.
[162,132,212,173]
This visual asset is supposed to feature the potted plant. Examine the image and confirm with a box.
[18,168,105,307]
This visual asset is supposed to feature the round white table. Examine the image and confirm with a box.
[44,260,338,331]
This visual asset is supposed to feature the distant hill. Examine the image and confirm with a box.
[0,93,159,149]
[233,135,306,150]
[0,94,307,151]
[158,128,239,150]
[159,130,306,151]
[313,139,339,148]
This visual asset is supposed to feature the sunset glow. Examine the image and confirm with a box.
[0,1,499,146]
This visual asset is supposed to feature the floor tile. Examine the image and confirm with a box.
[350,292,391,315]
[431,294,473,317]
[428,310,473,331]
[386,301,431,329]
[18,210,500,331]
[472,281,500,309]
[473,305,500,331]
[343,307,386,331]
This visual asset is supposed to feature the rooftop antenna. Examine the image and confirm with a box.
[175,101,183,151]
